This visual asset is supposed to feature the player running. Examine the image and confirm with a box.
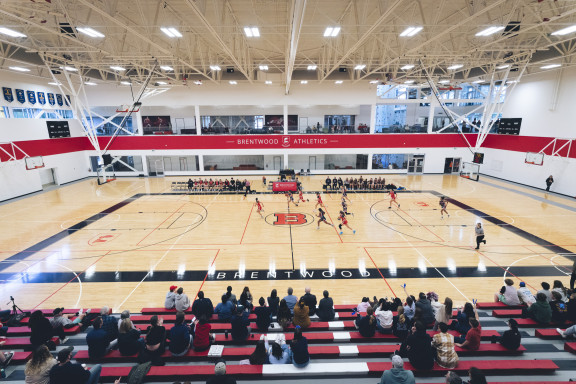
[316,208,334,229]
[341,186,351,203]
[255,198,265,218]
[315,192,324,209]
[297,188,308,204]
[341,197,353,216]
[388,189,400,209]
[338,210,356,235]
[286,191,299,207]
[439,196,450,219]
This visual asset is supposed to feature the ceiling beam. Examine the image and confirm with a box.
[285,0,307,94]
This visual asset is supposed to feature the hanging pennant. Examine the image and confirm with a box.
[56,94,63,106]
[47,93,55,105]
[37,92,46,105]
[15,89,25,104]
[2,87,13,102]
[27,90,36,104]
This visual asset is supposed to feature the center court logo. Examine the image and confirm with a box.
[274,213,306,225]
[282,136,291,148]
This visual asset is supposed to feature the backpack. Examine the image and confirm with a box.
[126,362,152,384]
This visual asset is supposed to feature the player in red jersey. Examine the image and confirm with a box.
[315,192,324,209]
[338,210,356,235]
[316,208,334,229]
[439,196,450,219]
[388,189,400,209]
[255,198,265,218]
[297,188,308,204]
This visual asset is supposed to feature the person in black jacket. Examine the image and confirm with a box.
[118,318,142,356]
[192,291,214,319]
[267,289,280,318]
[316,290,335,321]
[50,349,102,384]
[415,292,435,326]
[301,287,317,316]
[355,307,377,337]
[139,316,166,365]
[491,318,521,350]
[405,321,434,370]
[29,310,63,350]
[169,312,192,356]
[254,297,271,332]
[231,305,251,341]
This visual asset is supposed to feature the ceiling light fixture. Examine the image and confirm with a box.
[541,64,561,69]
[307,65,317,70]
[244,27,260,37]
[194,80,202,85]
[447,64,463,70]
[404,80,415,84]
[161,27,182,38]
[156,81,168,85]
[324,27,340,37]
[335,80,343,84]
[229,81,237,85]
[354,64,366,70]
[265,81,272,84]
[551,25,576,36]
[60,66,78,72]
[497,65,510,69]
[439,80,450,84]
[120,81,131,85]
[369,80,379,84]
[399,26,423,37]
[77,27,105,38]
[401,64,415,70]
[48,82,61,86]
[9,66,30,72]
[300,80,308,84]
[473,80,483,84]
[259,65,268,71]
[84,82,97,86]
[110,66,126,71]
[160,65,173,71]
[506,80,518,84]
[0,27,26,38]
[475,26,505,36]
[210,65,221,71]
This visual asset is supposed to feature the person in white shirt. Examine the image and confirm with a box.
[494,279,521,306]
[517,282,536,306]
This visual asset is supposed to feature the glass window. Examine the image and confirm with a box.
[203,155,264,170]
[90,116,134,136]
[372,154,407,170]
[0,107,9,118]
[89,155,143,172]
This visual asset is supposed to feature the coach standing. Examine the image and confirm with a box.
[475,223,486,250]
[545,175,554,192]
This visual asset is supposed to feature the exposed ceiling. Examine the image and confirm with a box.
[1,0,576,92]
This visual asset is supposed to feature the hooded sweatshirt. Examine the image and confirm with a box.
[379,367,415,384]
[175,293,190,312]
[164,291,176,309]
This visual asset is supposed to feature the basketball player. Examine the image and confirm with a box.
[341,186,351,203]
[338,210,356,235]
[341,197,353,216]
[297,188,307,204]
[286,191,299,207]
[255,198,264,218]
[316,208,334,229]
[388,189,400,209]
[315,192,324,209]
[439,196,450,219]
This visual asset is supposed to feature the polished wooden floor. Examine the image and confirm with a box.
[1,174,575,312]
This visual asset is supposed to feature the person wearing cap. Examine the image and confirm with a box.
[49,348,102,384]
[230,305,251,342]
[517,282,536,306]
[206,359,236,384]
[379,355,415,384]
[165,285,178,310]
[49,308,87,344]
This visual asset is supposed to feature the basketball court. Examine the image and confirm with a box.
[1,174,574,313]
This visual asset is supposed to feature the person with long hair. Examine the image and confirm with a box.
[293,298,311,329]
[24,345,56,384]
[29,310,59,350]
[267,289,279,318]
[316,208,334,229]
[468,367,488,384]
[193,315,213,352]
[552,280,568,302]
[492,319,521,349]
[118,318,142,356]
[355,306,377,337]
[254,297,271,332]
[240,286,254,310]
[249,340,269,365]
[290,327,310,368]
[451,302,475,335]
[277,299,292,330]
[264,336,291,364]
[393,306,411,341]
[375,299,393,334]
[434,297,453,331]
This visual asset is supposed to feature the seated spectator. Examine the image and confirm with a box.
[165,285,177,309]
[231,305,251,342]
[494,279,521,306]
[415,292,435,325]
[552,280,568,302]
[29,310,62,350]
[192,291,214,319]
[267,289,280,318]
[550,291,568,324]
[468,366,487,384]
[355,306,377,337]
[357,297,371,313]
[100,307,119,343]
[374,299,393,334]
[316,290,335,321]
[432,322,459,368]
[118,318,142,356]
[537,282,552,302]
[139,315,166,365]
[405,321,434,370]
[393,306,411,341]
[249,339,269,365]
[445,371,463,384]
[207,359,237,384]
[491,319,521,349]
[454,309,481,350]
[239,286,254,310]
[302,287,317,316]
[283,287,298,314]
[517,282,536,306]
[264,335,291,364]
[427,292,442,316]
[290,327,310,368]
[49,349,101,384]
[254,297,271,332]
[404,296,415,321]
[117,310,135,330]
[50,308,87,335]
[523,292,552,324]
[87,317,118,359]
[277,299,292,329]
[451,302,475,335]
[293,298,311,328]
[24,344,57,383]
[175,287,191,312]
[434,297,453,331]
[192,315,213,351]
[169,312,192,356]
[225,286,237,304]
[379,355,415,384]
[567,291,576,323]
[215,294,235,321]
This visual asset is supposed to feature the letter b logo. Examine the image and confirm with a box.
[274,213,307,225]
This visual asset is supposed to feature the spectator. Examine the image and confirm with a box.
[302,287,317,316]
[290,327,310,368]
[523,292,552,324]
[451,302,475,335]
[374,299,394,334]
[393,306,411,341]
[494,279,521,306]
[568,291,576,323]
[117,310,136,330]
[355,306,377,337]
[49,348,101,384]
[50,308,87,337]
[225,286,237,304]
[517,282,536,306]
[267,289,280,317]
[293,298,311,328]
[550,291,568,324]
[404,296,415,321]
[140,315,166,365]
[169,312,192,356]
[215,294,235,321]
[283,287,298,314]
[454,310,481,350]
[405,321,434,370]
[175,287,191,312]
[207,359,237,384]
[468,367,487,384]
[239,286,254,310]
[316,290,335,321]
[192,291,214,319]
[434,297,453,330]
[264,335,291,364]
[552,280,568,302]
[100,307,119,343]
[431,322,459,368]
[118,318,141,356]
[231,305,251,342]
[427,292,442,316]
[254,297,271,332]
[445,371,463,384]
[165,285,177,309]
[357,297,371,313]
[24,344,57,384]
[29,310,61,350]
[379,355,415,384]
[249,339,269,365]
[537,282,552,302]
[491,318,521,349]
[86,317,117,359]
[415,292,435,325]
[193,315,213,351]
[277,299,292,329]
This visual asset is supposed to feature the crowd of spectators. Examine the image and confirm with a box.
[324,176,397,191]
[186,178,252,192]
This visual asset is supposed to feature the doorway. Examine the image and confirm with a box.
[273,156,282,170]
[309,156,317,170]
[443,157,461,173]
[407,155,424,174]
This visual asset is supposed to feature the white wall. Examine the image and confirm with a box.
[0,118,84,142]
[0,160,42,202]
[44,152,90,185]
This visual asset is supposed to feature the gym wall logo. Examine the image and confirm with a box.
[282,136,291,147]
[267,212,314,227]
[88,233,120,246]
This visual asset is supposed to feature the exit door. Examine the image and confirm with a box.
[444,158,461,173]
[407,155,424,174]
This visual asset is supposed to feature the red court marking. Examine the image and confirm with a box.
[136,202,187,246]
[474,249,537,291]
[194,249,221,302]
[239,204,255,244]
[322,207,343,243]
[363,248,397,298]
[33,251,112,309]
[397,208,445,242]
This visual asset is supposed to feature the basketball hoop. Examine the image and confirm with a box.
[116,104,140,113]
[25,156,45,170]
[525,152,544,166]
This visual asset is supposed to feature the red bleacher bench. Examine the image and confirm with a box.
[535,329,564,340]
[6,325,80,337]
[130,314,257,324]
[492,309,523,318]
[475,302,525,310]
[564,342,576,353]
[514,318,570,328]
[0,337,60,350]
[1,352,31,365]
